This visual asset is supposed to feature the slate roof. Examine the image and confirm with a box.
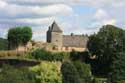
[50,21,62,32]
[63,35,88,48]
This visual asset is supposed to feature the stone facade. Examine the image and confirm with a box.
[51,32,63,47]
[47,21,63,47]
[47,21,88,52]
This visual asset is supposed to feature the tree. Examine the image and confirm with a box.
[61,61,80,83]
[73,61,93,83]
[110,52,125,83]
[87,25,125,76]
[21,26,32,46]
[7,26,32,50]
[0,38,8,50]
[30,62,62,83]
[70,51,89,62]
[8,27,22,49]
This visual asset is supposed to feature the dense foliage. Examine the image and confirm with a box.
[111,52,125,83]
[30,61,62,83]
[7,26,32,49]
[32,48,69,61]
[87,25,125,82]
[0,38,8,50]
[61,61,80,83]
[73,61,93,83]
[70,51,90,62]
[0,65,36,83]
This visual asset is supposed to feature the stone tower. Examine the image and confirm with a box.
[47,21,63,47]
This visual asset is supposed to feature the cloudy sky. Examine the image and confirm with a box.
[0,0,125,41]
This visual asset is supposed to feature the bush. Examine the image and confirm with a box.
[54,52,70,61]
[30,61,62,83]
[61,61,80,83]
[110,52,125,83]
[93,78,107,83]
[32,48,69,61]
[117,80,125,83]
[73,61,93,83]
[0,64,36,83]
[70,51,89,62]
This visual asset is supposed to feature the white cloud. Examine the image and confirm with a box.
[0,0,125,40]
[0,3,73,18]
[3,0,125,9]
[16,17,57,25]
[0,0,7,8]
[38,4,73,15]
[32,26,47,41]
[103,19,116,25]
[94,9,108,20]
[0,17,57,26]
[0,0,74,41]
[94,9,117,26]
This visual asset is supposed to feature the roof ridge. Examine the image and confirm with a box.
[50,21,62,32]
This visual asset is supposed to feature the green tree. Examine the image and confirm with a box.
[21,26,32,46]
[0,38,8,50]
[61,61,80,83]
[8,27,22,49]
[70,51,89,62]
[30,62,62,83]
[7,26,32,50]
[73,61,93,83]
[111,52,125,83]
[87,25,125,77]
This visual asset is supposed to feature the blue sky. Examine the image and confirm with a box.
[0,0,125,41]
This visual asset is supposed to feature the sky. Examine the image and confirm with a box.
[0,0,125,41]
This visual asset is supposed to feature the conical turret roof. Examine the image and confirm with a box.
[50,21,62,32]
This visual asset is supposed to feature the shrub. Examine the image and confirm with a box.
[0,64,36,83]
[70,51,89,62]
[61,61,80,83]
[30,61,62,83]
[117,80,125,83]
[53,52,70,61]
[110,52,125,83]
[73,61,93,83]
[32,48,69,61]
[93,78,107,83]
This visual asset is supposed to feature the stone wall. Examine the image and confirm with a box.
[62,47,87,52]
[51,32,62,47]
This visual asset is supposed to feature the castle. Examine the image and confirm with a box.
[46,21,88,52]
